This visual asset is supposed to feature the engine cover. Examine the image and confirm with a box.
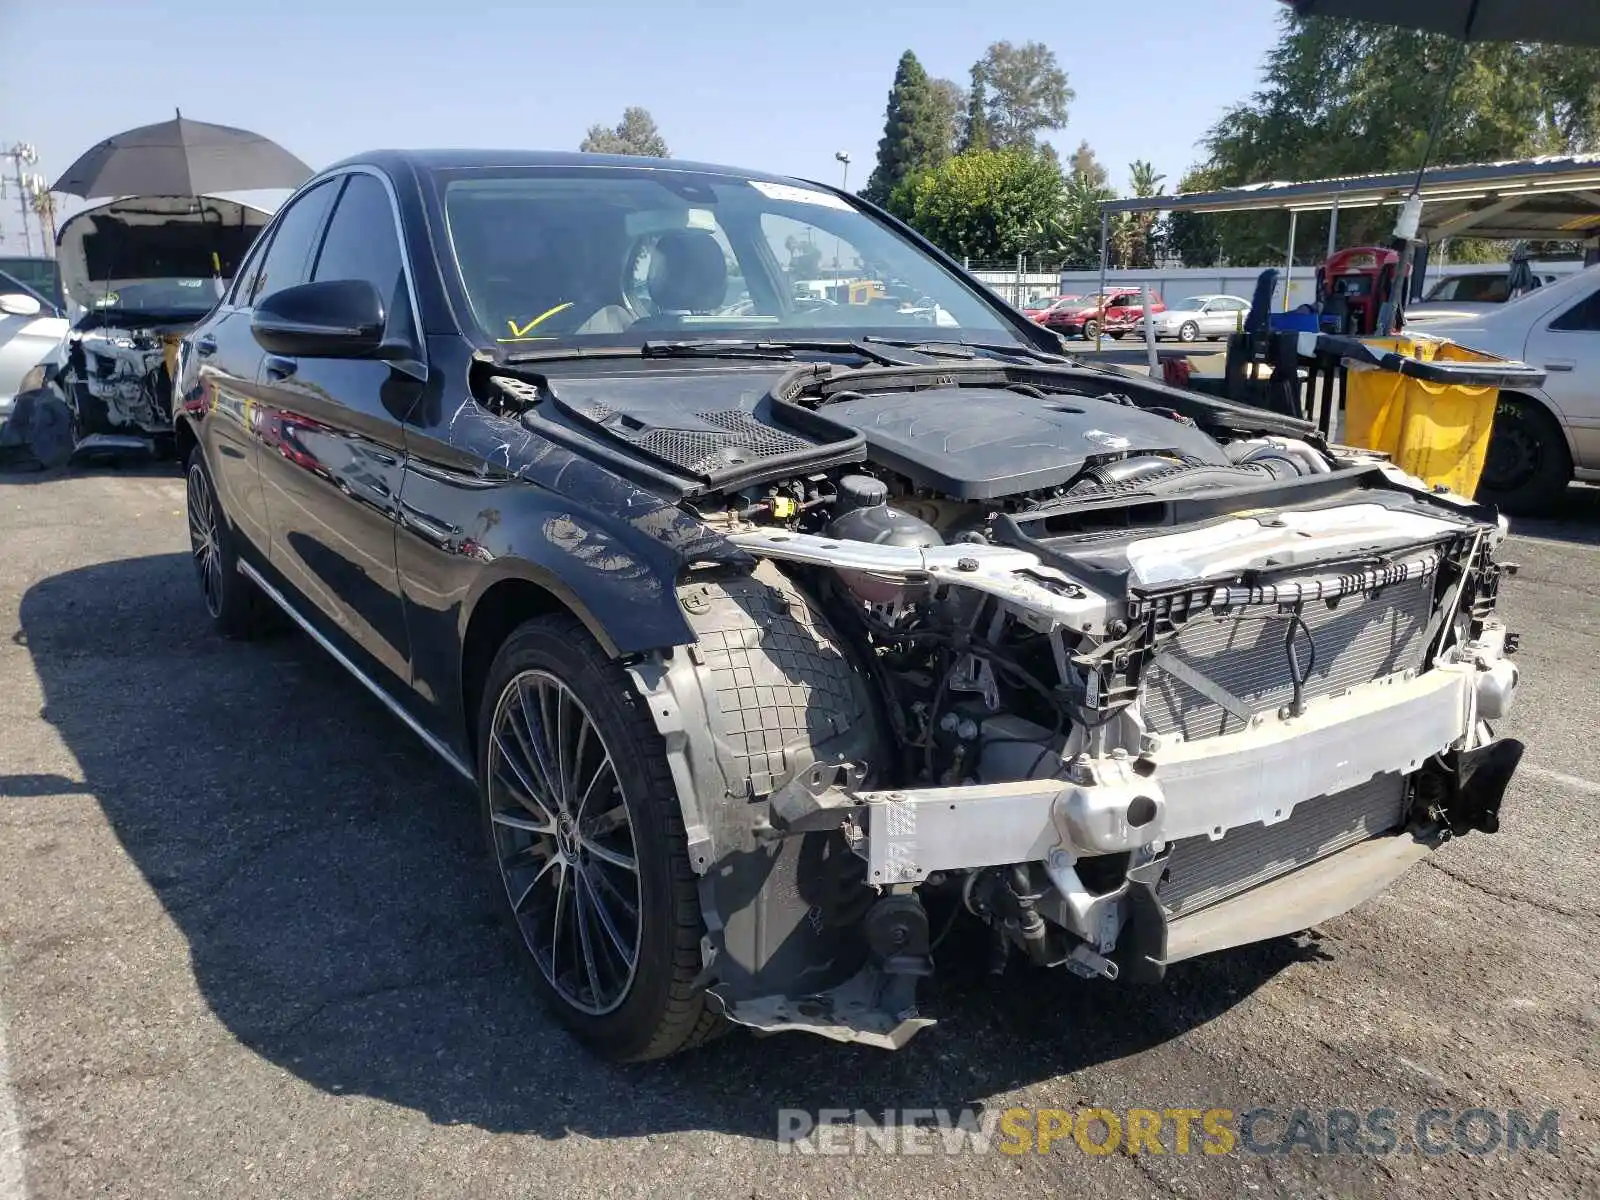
[821,386,1230,499]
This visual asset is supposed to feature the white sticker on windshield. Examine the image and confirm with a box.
[749,180,853,210]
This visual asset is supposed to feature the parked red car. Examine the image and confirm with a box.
[1039,287,1165,340]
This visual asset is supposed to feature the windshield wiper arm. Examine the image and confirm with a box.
[504,337,923,367]
[647,337,929,366]
[861,335,1075,365]
[642,340,797,360]
[503,341,797,364]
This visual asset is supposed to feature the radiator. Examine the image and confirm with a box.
[1158,773,1409,916]
[1140,573,1435,740]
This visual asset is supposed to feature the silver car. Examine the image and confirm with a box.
[0,268,69,420]
[1151,293,1251,342]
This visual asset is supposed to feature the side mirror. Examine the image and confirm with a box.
[252,279,386,358]
[0,293,43,318]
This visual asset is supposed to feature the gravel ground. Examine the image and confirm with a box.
[0,464,1595,1199]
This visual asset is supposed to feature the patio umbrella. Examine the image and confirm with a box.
[1280,0,1600,47]
[51,110,312,200]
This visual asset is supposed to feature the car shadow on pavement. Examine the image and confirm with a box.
[0,458,182,486]
[1506,483,1600,546]
[18,552,1313,1142]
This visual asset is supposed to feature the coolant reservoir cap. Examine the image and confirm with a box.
[838,474,889,511]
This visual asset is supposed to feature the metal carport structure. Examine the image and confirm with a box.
[1093,154,1600,306]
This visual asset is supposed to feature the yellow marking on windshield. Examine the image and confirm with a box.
[506,303,574,339]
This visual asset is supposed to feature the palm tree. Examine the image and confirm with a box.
[29,183,57,251]
[1113,159,1167,268]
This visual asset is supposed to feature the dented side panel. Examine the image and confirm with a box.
[391,337,743,761]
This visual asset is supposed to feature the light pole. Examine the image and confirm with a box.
[833,152,851,276]
[4,143,39,255]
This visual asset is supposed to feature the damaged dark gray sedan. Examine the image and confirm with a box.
[174,150,1524,1061]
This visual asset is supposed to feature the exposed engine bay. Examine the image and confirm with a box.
[488,354,1524,1049]
[3,196,267,466]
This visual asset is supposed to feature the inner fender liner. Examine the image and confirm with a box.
[626,560,887,1012]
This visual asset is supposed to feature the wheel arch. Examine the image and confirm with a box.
[458,565,630,762]
[1496,388,1579,462]
[173,412,200,468]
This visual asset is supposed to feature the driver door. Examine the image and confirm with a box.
[252,171,420,695]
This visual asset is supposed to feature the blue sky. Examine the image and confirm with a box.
[0,0,1283,250]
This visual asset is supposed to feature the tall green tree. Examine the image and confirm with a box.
[863,51,949,205]
[975,41,1073,151]
[579,107,669,157]
[1069,140,1108,189]
[889,148,1064,261]
[928,77,968,161]
[961,62,992,153]
[1052,169,1115,269]
[1175,14,1600,265]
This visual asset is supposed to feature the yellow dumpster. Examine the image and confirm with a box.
[1323,332,1547,498]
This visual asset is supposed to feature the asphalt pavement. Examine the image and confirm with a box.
[0,464,1596,1199]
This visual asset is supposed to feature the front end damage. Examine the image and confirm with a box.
[626,471,1521,1049]
[2,196,268,467]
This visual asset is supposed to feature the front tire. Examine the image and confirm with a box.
[1082,319,1099,342]
[478,614,719,1061]
[185,448,269,639]
[1178,320,1200,342]
[1476,396,1571,515]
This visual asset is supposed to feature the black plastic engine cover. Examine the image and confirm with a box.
[821,386,1230,499]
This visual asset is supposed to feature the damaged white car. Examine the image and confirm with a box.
[1,196,268,466]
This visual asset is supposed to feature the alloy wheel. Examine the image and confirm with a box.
[187,464,223,618]
[1179,321,1199,342]
[488,670,641,1015]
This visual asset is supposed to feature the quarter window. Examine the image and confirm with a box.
[1549,288,1600,333]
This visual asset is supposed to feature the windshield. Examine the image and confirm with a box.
[1425,274,1509,304]
[92,278,219,313]
[1170,296,1206,311]
[435,167,1020,350]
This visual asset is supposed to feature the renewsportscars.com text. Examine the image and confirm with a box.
[776,1107,1561,1157]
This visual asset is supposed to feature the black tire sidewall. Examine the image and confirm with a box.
[1477,397,1571,515]
[1179,321,1199,342]
[476,617,693,1060]
[186,447,258,637]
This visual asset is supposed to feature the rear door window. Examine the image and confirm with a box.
[247,180,338,307]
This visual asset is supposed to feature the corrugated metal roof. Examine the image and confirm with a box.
[1101,155,1600,239]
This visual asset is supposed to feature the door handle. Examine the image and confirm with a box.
[194,334,217,357]
[1543,359,1576,372]
[263,354,298,380]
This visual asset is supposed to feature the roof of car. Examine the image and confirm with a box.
[323,148,831,191]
